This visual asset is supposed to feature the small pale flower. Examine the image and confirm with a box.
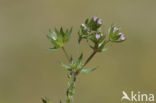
[119,33,125,40]
[97,19,102,24]
[113,27,119,32]
[93,16,98,21]
[81,24,87,30]
[95,34,101,39]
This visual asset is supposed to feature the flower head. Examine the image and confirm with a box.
[95,34,101,39]
[119,33,125,40]
[93,16,98,22]
[113,27,119,32]
[97,19,102,25]
[47,27,72,50]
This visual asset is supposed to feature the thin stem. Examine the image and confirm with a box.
[78,37,82,44]
[62,47,70,62]
[65,50,97,103]
[83,39,110,68]
[83,50,97,68]
[66,74,76,103]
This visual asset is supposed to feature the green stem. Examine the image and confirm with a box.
[66,73,76,103]
[62,47,70,62]
[65,44,99,103]
[82,39,110,68]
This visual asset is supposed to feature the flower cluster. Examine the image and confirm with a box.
[78,16,126,53]
[108,26,126,42]
[78,16,103,42]
[47,27,72,50]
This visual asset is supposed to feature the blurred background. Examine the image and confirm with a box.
[0,0,156,103]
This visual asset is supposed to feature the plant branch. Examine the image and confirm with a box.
[83,50,97,68]
[66,74,76,103]
[62,47,70,62]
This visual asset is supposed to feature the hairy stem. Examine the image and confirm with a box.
[65,51,97,103]
[66,73,76,103]
[62,47,70,62]
[65,47,97,103]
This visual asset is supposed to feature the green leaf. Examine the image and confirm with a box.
[80,68,96,74]
[98,34,105,43]
[77,53,83,68]
[67,72,73,78]
[42,98,52,103]
[64,29,69,42]
[78,53,83,62]
[85,18,89,25]
[78,30,82,36]
[60,27,65,37]
[42,98,47,103]
[98,39,105,48]
[63,27,72,43]
[100,48,109,52]
[112,39,125,43]
[47,35,59,48]
[88,42,94,49]
[70,56,73,63]
[60,62,72,71]
[55,28,63,43]
[49,29,57,40]
[108,25,114,40]
[48,47,57,50]
[55,28,60,34]
[68,27,72,39]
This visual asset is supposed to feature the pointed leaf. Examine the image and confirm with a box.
[80,68,96,74]
[60,62,72,71]
[42,98,52,103]
[55,28,63,43]
[78,53,83,62]
[77,53,83,68]
[42,98,47,103]
[98,39,105,48]
[100,48,109,52]
[108,25,114,40]
[70,56,73,63]
[85,18,89,25]
[88,42,94,49]
[47,35,58,47]
[60,27,65,37]
[49,29,57,40]
[48,47,57,50]
[55,28,60,34]
[68,27,72,39]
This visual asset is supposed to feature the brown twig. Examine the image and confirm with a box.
[83,50,97,68]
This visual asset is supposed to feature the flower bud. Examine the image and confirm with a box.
[81,24,87,30]
[95,34,101,39]
[119,33,125,40]
[93,16,98,22]
[97,19,102,25]
[108,25,125,42]
[113,27,119,32]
